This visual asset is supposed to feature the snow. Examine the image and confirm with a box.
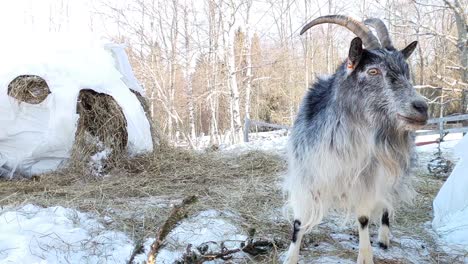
[415,133,463,162]
[208,129,463,159]
[131,210,249,263]
[154,210,247,264]
[89,148,111,176]
[223,129,289,155]
[0,205,248,264]
[0,33,152,177]
[0,204,134,264]
[432,134,468,255]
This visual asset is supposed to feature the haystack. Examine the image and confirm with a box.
[0,34,154,177]
[7,75,50,104]
[73,89,128,168]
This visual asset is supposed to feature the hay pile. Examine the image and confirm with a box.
[7,75,50,104]
[0,147,286,262]
[6,76,153,175]
[72,89,128,171]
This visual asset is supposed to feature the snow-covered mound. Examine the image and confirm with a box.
[0,204,135,263]
[432,134,468,254]
[0,34,152,177]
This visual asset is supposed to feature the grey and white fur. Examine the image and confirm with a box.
[284,15,428,264]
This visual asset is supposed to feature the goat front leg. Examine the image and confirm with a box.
[283,189,319,264]
[284,219,305,264]
[357,215,374,264]
[378,209,390,249]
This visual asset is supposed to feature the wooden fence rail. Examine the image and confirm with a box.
[244,115,468,142]
[427,114,468,124]
[244,118,290,142]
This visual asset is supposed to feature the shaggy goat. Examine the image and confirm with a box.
[284,15,428,264]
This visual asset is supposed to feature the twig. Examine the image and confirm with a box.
[147,195,198,264]
[178,238,280,264]
[127,240,145,264]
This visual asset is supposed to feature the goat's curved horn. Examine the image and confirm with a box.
[364,18,394,50]
[300,15,380,50]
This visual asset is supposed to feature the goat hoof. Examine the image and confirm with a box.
[283,256,299,264]
[357,251,374,264]
[357,257,375,264]
[378,242,388,250]
[378,225,390,250]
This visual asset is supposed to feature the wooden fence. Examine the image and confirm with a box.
[415,114,468,136]
[243,118,289,142]
[243,114,468,143]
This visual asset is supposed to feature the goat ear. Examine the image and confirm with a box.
[347,37,363,70]
[401,41,417,59]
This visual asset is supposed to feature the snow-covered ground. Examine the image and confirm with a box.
[0,204,134,263]
[1,130,466,263]
[135,210,247,264]
[222,129,289,155]
[0,205,247,264]
[216,129,464,159]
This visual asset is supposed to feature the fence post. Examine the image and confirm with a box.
[439,88,444,140]
[244,117,250,142]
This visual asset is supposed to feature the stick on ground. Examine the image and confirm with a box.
[146,195,198,264]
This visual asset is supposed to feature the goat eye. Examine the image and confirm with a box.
[367,68,380,75]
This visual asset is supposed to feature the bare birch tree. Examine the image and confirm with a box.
[223,0,243,144]
[243,0,253,123]
[183,0,197,145]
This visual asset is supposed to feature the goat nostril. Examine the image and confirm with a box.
[412,101,428,115]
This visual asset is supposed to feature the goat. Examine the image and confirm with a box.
[283,15,428,264]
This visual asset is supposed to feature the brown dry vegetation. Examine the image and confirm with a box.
[7,75,50,104]
[1,145,467,263]
[0,146,288,262]
[73,89,129,166]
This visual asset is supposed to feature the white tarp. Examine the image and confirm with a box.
[0,34,153,177]
[433,134,468,251]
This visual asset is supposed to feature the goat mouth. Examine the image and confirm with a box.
[397,114,427,126]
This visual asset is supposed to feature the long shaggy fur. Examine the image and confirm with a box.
[284,16,427,264]
[284,49,420,233]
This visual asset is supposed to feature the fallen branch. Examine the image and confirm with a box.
[146,195,198,264]
[177,238,281,264]
[127,240,144,264]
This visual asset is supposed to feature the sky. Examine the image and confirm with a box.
[0,0,105,39]
[0,0,375,41]
[0,0,395,65]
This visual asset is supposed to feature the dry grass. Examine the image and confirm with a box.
[7,75,50,104]
[0,146,286,258]
[72,89,128,170]
[70,89,162,175]
[1,141,466,263]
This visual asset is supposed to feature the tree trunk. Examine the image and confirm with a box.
[445,0,467,116]
[184,1,197,144]
[227,29,243,144]
[244,0,253,123]
[207,0,220,145]
[224,1,242,144]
